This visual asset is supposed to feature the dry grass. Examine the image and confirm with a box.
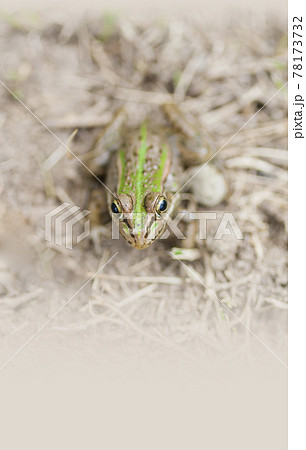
[0,10,287,368]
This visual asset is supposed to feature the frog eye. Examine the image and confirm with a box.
[111,199,122,215]
[156,196,168,215]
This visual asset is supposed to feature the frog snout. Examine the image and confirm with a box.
[129,231,153,249]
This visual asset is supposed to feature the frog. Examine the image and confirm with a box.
[86,104,226,250]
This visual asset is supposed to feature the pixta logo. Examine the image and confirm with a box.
[111,211,244,241]
[45,203,90,249]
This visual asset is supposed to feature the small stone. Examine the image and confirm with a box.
[190,164,227,207]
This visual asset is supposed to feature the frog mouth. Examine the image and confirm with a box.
[122,230,160,250]
[126,233,157,250]
[131,240,153,250]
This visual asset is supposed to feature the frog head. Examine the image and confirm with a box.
[109,192,171,249]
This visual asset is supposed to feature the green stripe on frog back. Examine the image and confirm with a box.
[134,123,148,209]
[133,123,149,234]
[118,123,148,199]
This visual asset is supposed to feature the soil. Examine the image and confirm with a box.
[0,10,287,372]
